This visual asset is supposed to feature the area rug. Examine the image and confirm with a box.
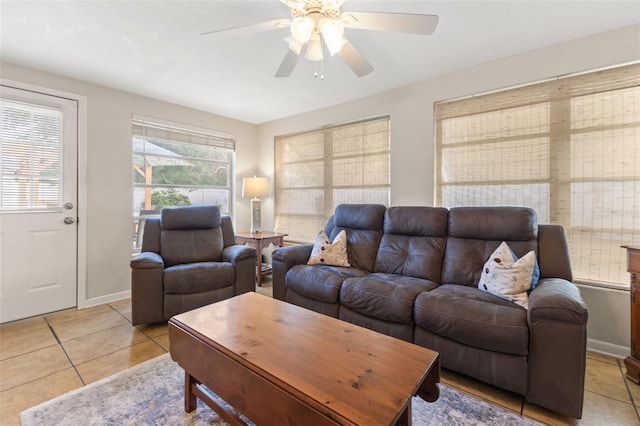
[21,354,541,426]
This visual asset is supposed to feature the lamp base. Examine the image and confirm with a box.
[250,198,261,234]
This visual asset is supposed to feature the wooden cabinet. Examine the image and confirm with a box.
[624,245,640,384]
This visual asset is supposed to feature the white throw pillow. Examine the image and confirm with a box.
[307,230,350,267]
[478,241,539,309]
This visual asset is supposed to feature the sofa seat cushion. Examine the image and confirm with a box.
[340,274,439,324]
[164,262,234,294]
[414,284,529,356]
[286,264,368,304]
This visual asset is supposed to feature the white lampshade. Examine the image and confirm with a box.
[319,18,345,56]
[242,176,269,198]
[290,16,314,43]
[305,35,323,61]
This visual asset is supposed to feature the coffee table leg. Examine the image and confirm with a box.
[185,372,198,412]
[396,400,412,426]
[416,357,440,402]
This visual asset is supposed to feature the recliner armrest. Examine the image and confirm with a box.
[528,278,587,325]
[130,251,164,325]
[272,244,313,267]
[130,251,164,269]
[272,244,313,301]
[526,277,588,418]
[223,245,256,295]
[223,244,256,264]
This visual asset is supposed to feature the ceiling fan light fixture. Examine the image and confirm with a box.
[305,36,323,61]
[290,16,314,43]
[319,18,345,55]
[285,36,304,55]
[321,0,346,9]
[326,36,346,56]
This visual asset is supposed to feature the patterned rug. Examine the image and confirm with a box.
[21,354,541,425]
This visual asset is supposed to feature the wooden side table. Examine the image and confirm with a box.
[623,245,640,384]
[236,231,288,287]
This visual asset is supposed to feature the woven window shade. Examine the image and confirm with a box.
[275,116,390,242]
[435,63,640,286]
[1,100,62,210]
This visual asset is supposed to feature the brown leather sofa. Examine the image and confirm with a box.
[130,205,256,325]
[272,204,588,418]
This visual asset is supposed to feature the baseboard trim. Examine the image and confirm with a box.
[84,290,131,309]
[587,338,629,359]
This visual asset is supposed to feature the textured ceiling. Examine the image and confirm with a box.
[1,1,639,124]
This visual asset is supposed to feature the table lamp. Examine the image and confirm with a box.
[242,176,269,234]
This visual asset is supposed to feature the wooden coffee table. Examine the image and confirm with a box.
[169,292,440,426]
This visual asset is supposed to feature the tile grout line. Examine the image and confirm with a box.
[45,319,86,386]
[107,302,169,354]
[617,359,640,421]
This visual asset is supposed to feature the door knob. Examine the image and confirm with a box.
[64,217,75,225]
[64,202,74,210]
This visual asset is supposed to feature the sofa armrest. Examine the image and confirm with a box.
[130,252,165,325]
[528,278,588,324]
[527,278,588,418]
[130,251,164,269]
[223,245,257,295]
[223,244,256,263]
[271,244,313,301]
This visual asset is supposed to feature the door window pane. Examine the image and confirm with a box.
[1,100,62,210]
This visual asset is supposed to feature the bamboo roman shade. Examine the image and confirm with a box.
[275,116,390,242]
[435,63,640,286]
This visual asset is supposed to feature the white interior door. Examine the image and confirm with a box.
[0,86,78,323]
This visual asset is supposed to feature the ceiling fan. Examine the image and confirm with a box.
[201,0,439,78]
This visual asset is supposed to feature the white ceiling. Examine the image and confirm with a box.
[1,1,639,124]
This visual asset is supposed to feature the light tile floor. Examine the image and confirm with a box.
[1,277,638,425]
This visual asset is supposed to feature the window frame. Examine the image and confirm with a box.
[131,116,235,252]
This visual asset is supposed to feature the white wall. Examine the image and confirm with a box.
[0,61,259,304]
[257,24,640,355]
[577,284,631,358]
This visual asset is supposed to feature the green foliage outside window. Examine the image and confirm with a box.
[149,189,192,210]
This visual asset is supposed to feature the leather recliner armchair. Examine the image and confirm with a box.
[130,205,256,325]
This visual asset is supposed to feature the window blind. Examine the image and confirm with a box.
[132,119,235,151]
[275,116,390,242]
[435,63,640,287]
[1,99,62,210]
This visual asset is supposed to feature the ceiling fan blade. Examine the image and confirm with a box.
[337,41,373,77]
[275,49,301,78]
[342,12,439,35]
[201,19,290,40]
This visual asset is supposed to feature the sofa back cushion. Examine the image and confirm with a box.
[160,205,224,267]
[375,207,448,282]
[441,206,538,287]
[328,204,386,272]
